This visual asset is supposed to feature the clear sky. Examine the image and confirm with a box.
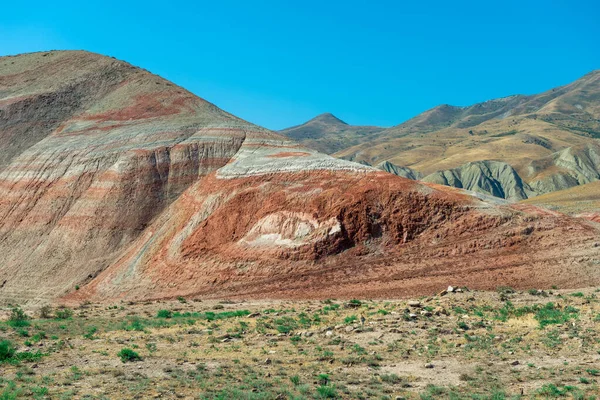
[1,0,599,130]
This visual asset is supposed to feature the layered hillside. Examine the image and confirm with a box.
[1,51,599,305]
[279,113,384,154]
[286,72,600,200]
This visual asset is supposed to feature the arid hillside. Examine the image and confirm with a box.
[0,51,599,305]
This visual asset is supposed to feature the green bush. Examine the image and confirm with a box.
[156,309,172,318]
[117,348,142,363]
[535,303,578,328]
[0,340,15,361]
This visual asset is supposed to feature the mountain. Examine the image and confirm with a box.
[284,71,600,199]
[1,51,599,304]
[279,113,384,154]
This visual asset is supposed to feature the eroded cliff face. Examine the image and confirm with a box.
[1,51,599,304]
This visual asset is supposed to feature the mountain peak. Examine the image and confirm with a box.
[310,113,348,125]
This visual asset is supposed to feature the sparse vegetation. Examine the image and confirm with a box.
[1,288,599,398]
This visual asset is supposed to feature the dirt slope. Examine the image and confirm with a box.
[522,180,600,222]
[0,51,599,304]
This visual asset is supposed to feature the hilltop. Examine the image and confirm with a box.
[279,113,384,154]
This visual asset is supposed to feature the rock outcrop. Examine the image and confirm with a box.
[422,161,533,201]
[376,161,422,180]
[1,51,599,304]
[528,142,600,194]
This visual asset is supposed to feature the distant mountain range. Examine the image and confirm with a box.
[280,71,600,205]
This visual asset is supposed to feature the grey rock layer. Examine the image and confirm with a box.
[376,161,422,180]
[422,161,533,201]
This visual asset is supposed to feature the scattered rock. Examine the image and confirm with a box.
[433,307,448,316]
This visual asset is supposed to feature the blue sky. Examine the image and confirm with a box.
[1,0,599,130]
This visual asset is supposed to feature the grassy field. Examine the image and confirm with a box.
[1,287,600,399]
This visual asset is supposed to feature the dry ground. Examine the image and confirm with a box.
[2,287,600,399]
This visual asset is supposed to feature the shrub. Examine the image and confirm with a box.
[0,340,15,361]
[39,305,53,319]
[156,309,172,318]
[275,316,298,334]
[8,307,29,327]
[346,299,362,308]
[317,373,329,385]
[83,327,97,340]
[380,373,402,384]
[496,286,515,295]
[54,307,73,320]
[117,348,142,363]
[535,303,578,328]
[457,321,469,330]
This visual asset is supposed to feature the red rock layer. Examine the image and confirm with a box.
[66,171,600,303]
